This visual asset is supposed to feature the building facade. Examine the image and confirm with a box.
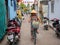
[49,0,60,20]
[38,0,60,20]
[8,0,17,20]
[0,0,7,40]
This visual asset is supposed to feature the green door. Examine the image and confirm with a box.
[0,0,7,40]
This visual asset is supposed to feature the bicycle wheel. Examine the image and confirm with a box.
[33,30,36,45]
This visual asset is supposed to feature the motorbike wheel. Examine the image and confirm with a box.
[44,26,48,30]
[46,28,48,30]
[33,30,36,45]
[56,33,60,37]
[9,42,13,45]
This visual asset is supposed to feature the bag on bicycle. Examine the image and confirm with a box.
[32,20,39,29]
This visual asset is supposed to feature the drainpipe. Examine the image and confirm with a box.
[48,0,51,26]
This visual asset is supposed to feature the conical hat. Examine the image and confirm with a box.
[31,10,37,13]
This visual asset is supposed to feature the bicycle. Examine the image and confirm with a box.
[32,28,37,45]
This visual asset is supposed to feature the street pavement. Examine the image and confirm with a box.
[0,14,60,45]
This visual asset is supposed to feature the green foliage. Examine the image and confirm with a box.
[20,3,26,9]
[27,3,30,11]
[27,3,30,8]
[20,3,28,12]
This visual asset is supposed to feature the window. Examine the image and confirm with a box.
[11,0,13,6]
[51,0,54,13]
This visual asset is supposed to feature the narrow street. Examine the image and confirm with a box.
[0,15,60,45]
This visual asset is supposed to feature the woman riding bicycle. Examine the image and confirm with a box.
[29,9,40,39]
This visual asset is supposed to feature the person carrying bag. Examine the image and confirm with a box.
[28,9,40,39]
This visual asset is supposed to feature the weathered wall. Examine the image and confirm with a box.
[0,0,7,40]
[49,0,60,20]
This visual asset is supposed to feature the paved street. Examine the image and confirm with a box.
[0,15,60,45]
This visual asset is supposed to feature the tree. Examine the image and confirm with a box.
[20,3,27,12]
[20,3,26,9]
[27,3,30,10]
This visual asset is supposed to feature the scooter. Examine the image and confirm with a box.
[7,32,14,45]
[43,21,48,30]
[7,22,20,45]
[7,31,19,45]
[44,25,48,30]
[55,24,60,37]
[52,20,60,37]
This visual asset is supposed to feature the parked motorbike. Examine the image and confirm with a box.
[7,31,20,45]
[44,25,48,30]
[7,20,20,45]
[7,32,14,45]
[43,19,48,30]
[55,24,60,37]
[51,19,60,37]
[7,26,20,45]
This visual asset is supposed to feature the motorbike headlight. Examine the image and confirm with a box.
[10,39,13,42]
[15,36,18,39]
